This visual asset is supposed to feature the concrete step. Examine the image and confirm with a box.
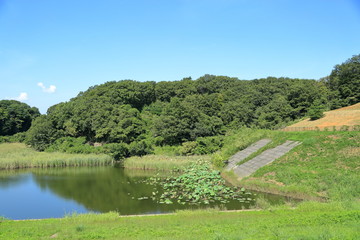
[232,140,301,178]
[224,139,271,171]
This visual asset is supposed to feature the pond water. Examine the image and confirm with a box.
[0,167,289,220]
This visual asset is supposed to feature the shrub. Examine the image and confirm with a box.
[0,136,9,143]
[45,137,98,154]
[193,136,224,155]
[102,143,129,161]
[179,141,198,156]
[0,132,27,143]
[25,115,64,151]
[211,152,226,168]
[128,140,153,157]
[179,136,224,156]
[10,132,27,142]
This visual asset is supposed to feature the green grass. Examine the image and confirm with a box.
[124,154,210,171]
[0,143,113,169]
[1,202,359,240]
[1,130,359,239]
[153,145,181,156]
[212,128,273,166]
[234,130,330,166]
[220,129,360,201]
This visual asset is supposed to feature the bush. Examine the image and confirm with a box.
[0,132,27,143]
[10,132,27,143]
[211,152,226,168]
[25,115,64,151]
[102,143,129,161]
[179,136,224,156]
[179,141,198,156]
[129,140,153,157]
[193,136,224,155]
[0,136,9,143]
[45,137,99,154]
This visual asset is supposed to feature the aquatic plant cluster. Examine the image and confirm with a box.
[146,162,255,205]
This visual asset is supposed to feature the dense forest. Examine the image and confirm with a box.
[1,54,359,158]
[0,100,40,136]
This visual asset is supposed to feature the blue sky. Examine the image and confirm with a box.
[0,0,359,113]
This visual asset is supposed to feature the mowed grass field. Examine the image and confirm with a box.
[1,202,359,240]
[283,102,360,131]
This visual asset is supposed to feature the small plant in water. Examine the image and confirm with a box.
[146,161,255,205]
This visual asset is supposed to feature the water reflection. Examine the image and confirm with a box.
[32,167,163,214]
[0,171,30,188]
[0,167,289,220]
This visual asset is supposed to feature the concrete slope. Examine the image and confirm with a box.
[232,140,301,178]
[224,139,271,171]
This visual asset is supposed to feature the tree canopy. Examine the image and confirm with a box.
[0,100,40,136]
[327,54,360,107]
[12,54,360,156]
[25,75,327,151]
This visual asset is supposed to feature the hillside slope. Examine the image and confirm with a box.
[232,131,359,201]
[283,102,360,131]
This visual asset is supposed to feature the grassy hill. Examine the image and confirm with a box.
[219,129,360,202]
[282,102,360,131]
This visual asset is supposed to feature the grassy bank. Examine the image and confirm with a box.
[0,143,113,170]
[123,154,210,171]
[124,128,359,202]
[1,202,359,240]
[220,129,360,201]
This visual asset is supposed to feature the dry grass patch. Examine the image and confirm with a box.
[283,102,360,131]
[339,147,360,157]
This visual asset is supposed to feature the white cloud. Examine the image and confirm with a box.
[13,92,29,101]
[37,82,56,93]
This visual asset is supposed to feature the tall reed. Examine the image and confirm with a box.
[124,154,210,171]
[0,143,113,170]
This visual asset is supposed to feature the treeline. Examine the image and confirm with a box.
[0,100,40,136]
[1,54,359,158]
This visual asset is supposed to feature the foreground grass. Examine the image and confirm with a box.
[221,129,360,201]
[0,143,113,170]
[124,154,210,171]
[1,202,359,240]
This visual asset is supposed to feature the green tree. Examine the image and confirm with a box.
[255,95,293,129]
[25,115,64,151]
[328,54,360,106]
[308,99,326,120]
[0,100,40,136]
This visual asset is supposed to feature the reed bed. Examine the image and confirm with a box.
[123,154,211,171]
[0,143,113,170]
